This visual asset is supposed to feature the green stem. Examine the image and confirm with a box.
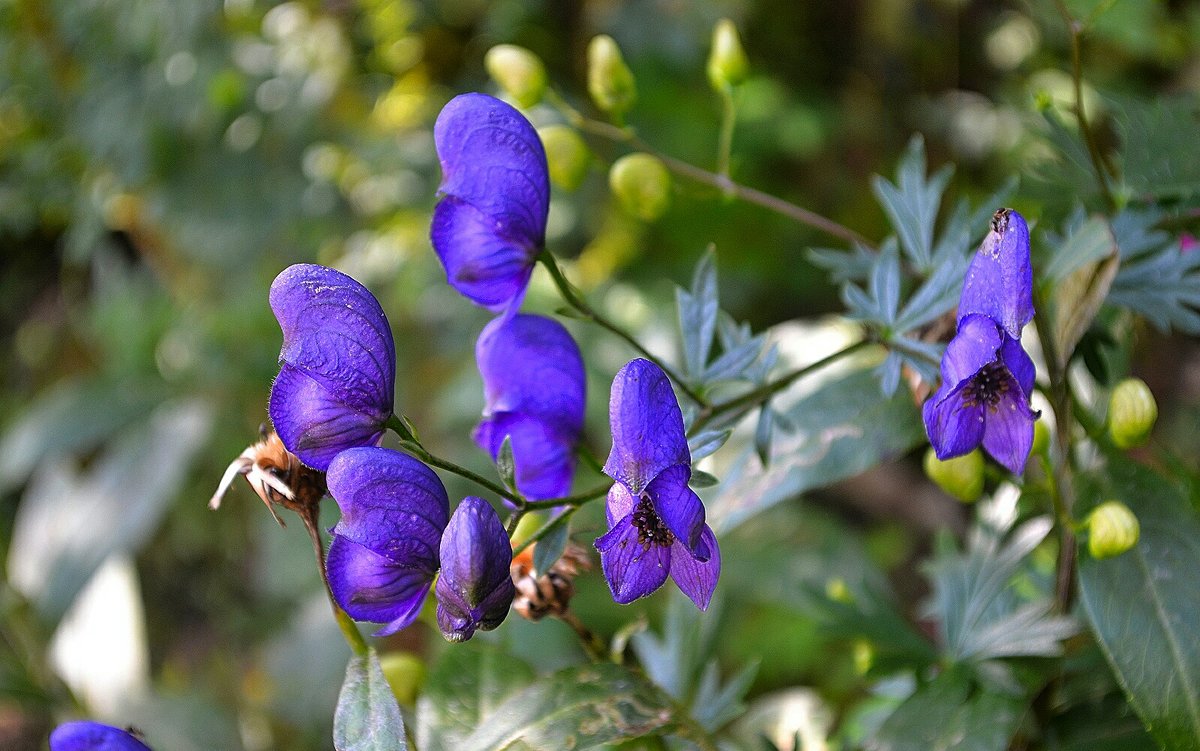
[1053,0,1115,209]
[523,482,612,511]
[716,85,736,181]
[537,251,708,406]
[299,502,370,656]
[386,415,523,505]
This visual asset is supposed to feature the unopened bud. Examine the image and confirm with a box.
[923,447,985,503]
[1108,377,1157,449]
[538,125,590,191]
[587,35,636,116]
[484,44,546,108]
[435,497,516,642]
[609,152,670,221]
[707,19,749,91]
[1087,500,1140,559]
[379,651,425,706]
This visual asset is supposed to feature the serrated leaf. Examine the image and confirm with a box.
[703,336,767,383]
[871,669,1024,751]
[415,643,536,751]
[1109,241,1200,334]
[871,242,901,323]
[688,428,732,461]
[692,659,758,732]
[496,435,516,490]
[531,519,568,576]
[1052,250,1120,369]
[333,649,408,751]
[871,135,953,270]
[678,246,719,378]
[893,256,965,333]
[807,243,877,283]
[459,662,677,749]
[1044,215,1117,282]
[1077,458,1200,750]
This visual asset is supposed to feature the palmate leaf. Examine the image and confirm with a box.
[1109,241,1200,335]
[869,668,1025,751]
[871,135,953,271]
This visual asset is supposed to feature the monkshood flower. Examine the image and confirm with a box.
[473,314,585,500]
[923,314,1038,475]
[595,359,720,609]
[435,496,516,641]
[50,721,152,751]
[268,264,396,471]
[325,447,449,636]
[958,208,1034,338]
[431,93,550,313]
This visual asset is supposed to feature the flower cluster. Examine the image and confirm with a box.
[923,208,1039,474]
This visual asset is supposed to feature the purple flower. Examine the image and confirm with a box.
[923,314,1038,474]
[958,208,1034,339]
[431,93,550,313]
[50,722,152,751]
[325,447,449,636]
[594,359,720,610]
[473,314,585,500]
[268,264,396,471]
[435,497,516,641]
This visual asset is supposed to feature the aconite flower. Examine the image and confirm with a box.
[434,497,516,641]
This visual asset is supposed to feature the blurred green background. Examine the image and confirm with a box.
[2,0,1197,749]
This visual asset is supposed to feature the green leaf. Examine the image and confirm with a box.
[690,469,720,488]
[871,135,953,270]
[333,648,408,751]
[1052,251,1119,370]
[459,662,678,749]
[688,428,732,461]
[496,435,516,490]
[677,245,719,378]
[531,519,568,576]
[415,642,536,751]
[1116,96,1200,200]
[1043,215,1118,283]
[1077,458,1200,750]
[873,669,1025,751]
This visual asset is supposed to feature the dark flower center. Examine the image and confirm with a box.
[631,496,675,549]
[961,361,1010,411]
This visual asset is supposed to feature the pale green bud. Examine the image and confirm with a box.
[379,651,426,706]
[923,447,985,503]
[608,152,670,221]
[707,18,749,91]
[484,44,547,108]
[1108,377,1157,449]
[1087,500,1140,560]
[538,125,590,191]
[587,35,636,116]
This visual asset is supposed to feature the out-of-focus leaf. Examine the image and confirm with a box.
[689,428,732,461]
[1109,241,1200,335]
[843,239,901,325]
[496,435,516,490]
[1043,215,1117,282]
[870,669,1024,751]
[754,406,774,468]
[1077,458,1200,750]
[1116,96,1200,200]
[1052,249,1120,369]
[532,519,568,576]
[677,246,719,379]
[690,469,720,488]
[458,662,677,749]
[415,642,536,751]
[892,256,965,333]
[703,335,767,384]
[632,588,721,701]
[119,689,245,751]
[333,648,407,751]
[691,659,758,732]
[871,135,953,271]
[807,243,877,283]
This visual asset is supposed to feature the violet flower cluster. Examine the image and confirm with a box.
[923,208,1039,474]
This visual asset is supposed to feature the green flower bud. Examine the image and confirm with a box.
[538,125,590,191]
[707,18,749,91]
[1031,419,1050,456]
[1108,377,1157,449]
[484,44,547,108]
[587,35,636,116]
[1087,500,1140,560]
[923,447,985,503]
[379,651,426,706]
[608,152,670,221]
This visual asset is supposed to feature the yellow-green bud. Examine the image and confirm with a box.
[379,651,426,706]
[923,447,985,503]
[484,44,546,108]
[608,153,670,221]
[1086,500,1140,560]
[538,125,590,191]
[587,35,636,116]
[1032,419,1050,456]
[706,18,749,91]
[1108,377,1157,449]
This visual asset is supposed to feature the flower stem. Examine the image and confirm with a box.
[537,251,708,406]
[386,415,524,506]
[716,85,736,181]
[297,502,370,656]
[1052,0,1115,210]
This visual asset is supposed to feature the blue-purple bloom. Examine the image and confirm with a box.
[435,496,516,642]
[473,314,585,500]
[594,359,720,609]
[268,264,396,471]
[923,208,1038,475]
[325,447,449,636]
[50,721,152,751]
[431,93,550,313]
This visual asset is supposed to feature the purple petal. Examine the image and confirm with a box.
[435,497,515,641]
[50,722,153,751]
[982,382,1038,475]
[941,315,1002,388]
[326,447,449,565]
[476,314,585,436]
[603,359,690,494]
[999,334,1035,397]
[473,412,576,500]
[958,209,1034,338]
[269,364,387,470]
[595,514,671,604]
[645,464,705,557]
[326,536,434,635]
[670,525,721,610]
[923,384,986,460]
[605,481,636,527]
[430,197,537,313]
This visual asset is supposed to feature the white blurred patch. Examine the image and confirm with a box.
[733,687,832,751]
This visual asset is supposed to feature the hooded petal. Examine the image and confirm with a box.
[430,197,537,313]
[923,383,986,460]
[326,535,434,635]
[435,497,515,641]
[603,359,690,494]
[645,463,706,557]
[595,514,671,604]
[999,333,1035,397]
[50,722,153,751]
[941,315,1002,387]
[982,380,1038,475]
[475,314,585,435]
[473,412,576,500]
[958,208,1034,338]
[269,364,387,470]
[670,525,721,611]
